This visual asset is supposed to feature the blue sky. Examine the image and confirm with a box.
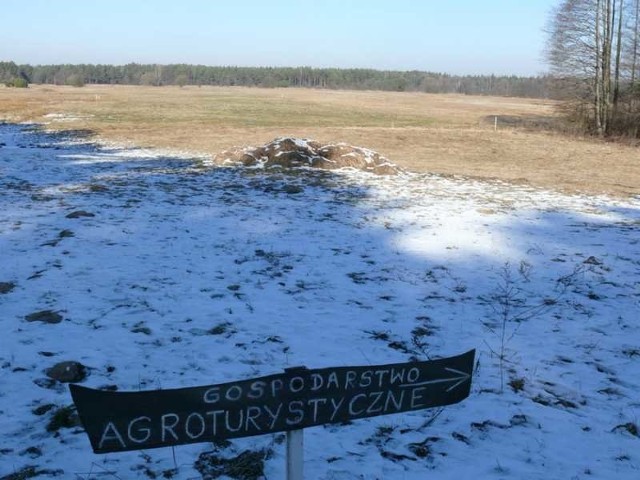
[2,0,556,75]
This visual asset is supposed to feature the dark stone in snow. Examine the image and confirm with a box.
[195,449,267,480]
[0,282,16,294]
[33,378,60,390]
[283,184,304,194]
[583,256,603,265]
[46,405,81,432]
[46,361,87,383]
[32,404,56,416]
[66,210,95,219]
[20,446,42,458]
[25,310,63,324]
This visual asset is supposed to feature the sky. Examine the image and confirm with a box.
[1,0,557,76]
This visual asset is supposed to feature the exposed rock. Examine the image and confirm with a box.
[66,210,95,219]
[46,405,81,432]
[194,449,267,480]
[25,310,63,324]
[211,137,401,175]
[32,404,56,416]
[88,184,109,192]
[131,326,152,335]
[282,184,304,194]
[0,466,38,480]
[20,446,42,458]
[0,282,15,294]
[33,378,60,390]
[46,361,87,383]
[583,256,603,265]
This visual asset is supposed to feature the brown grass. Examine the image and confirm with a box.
[1,84,638,197]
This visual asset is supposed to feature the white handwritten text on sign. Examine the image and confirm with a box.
[70,350,475,453]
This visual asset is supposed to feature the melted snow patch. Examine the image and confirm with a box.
[43,112,94,123]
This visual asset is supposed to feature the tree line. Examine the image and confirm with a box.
[0,61,554,98]
[547,0,640,137]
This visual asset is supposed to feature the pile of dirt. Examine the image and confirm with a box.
[210,137,401,175]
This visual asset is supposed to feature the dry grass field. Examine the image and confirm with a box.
[1,84,638,197]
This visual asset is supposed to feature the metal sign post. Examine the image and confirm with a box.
[284,366,307,480]
[286,429,304,480]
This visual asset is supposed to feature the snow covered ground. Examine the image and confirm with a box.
[1,123,639,479]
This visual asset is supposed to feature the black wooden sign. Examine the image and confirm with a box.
[70,349,475,453]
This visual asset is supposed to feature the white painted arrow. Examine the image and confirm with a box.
[398,367,471,392]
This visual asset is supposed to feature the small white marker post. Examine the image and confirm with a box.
[284,366,306,480]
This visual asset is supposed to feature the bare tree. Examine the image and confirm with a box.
[625,0,640,84]
[546,0,637,136]
[634,0,640,82]
[628,0,640,136]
